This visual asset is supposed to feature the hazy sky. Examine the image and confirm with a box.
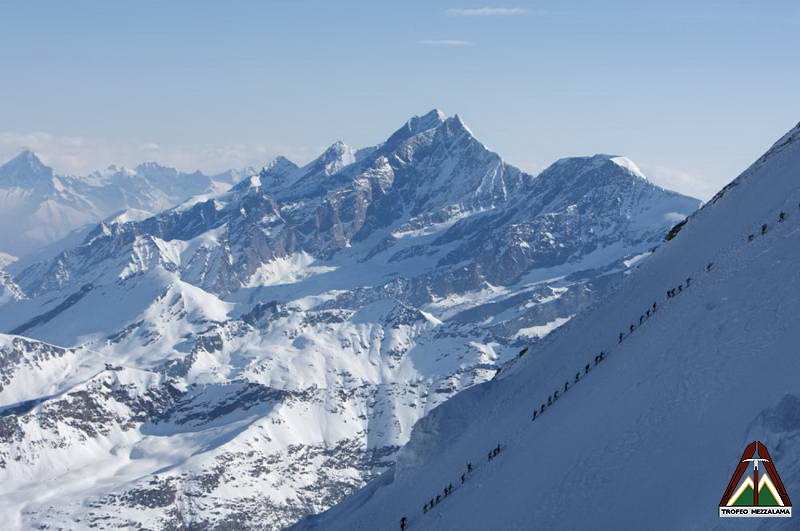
[1,0,799,199]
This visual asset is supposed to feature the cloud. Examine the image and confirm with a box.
[417,40,474,46]
[639,164,721,201]
[446,7,531,17]
[0,131,317,176]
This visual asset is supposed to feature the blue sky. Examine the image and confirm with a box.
[1,0,798,199]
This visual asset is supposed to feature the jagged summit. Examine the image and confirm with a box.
[383,109,448,149]
[259,155,300,187]
[317,140,356,171]
[265,155,298,171]
[134,161,180,179]
[0,150,54,184]
[415,108,447,129]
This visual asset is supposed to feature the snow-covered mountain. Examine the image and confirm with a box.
[0,151,253,257]
[296,121,800,530]
[0,110,700,529]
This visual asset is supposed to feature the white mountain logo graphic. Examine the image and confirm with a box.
[719,441,792,517]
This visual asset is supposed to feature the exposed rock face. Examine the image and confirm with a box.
[0,111,700,529]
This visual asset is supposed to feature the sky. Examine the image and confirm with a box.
[1,0,798,200]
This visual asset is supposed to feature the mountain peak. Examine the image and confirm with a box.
[0,150,54,185]
[8,149,47,170]
[537,154,661,195]
[306,141,356,176]
[260,156,300,186]
[135,161,179,179]
[323,140,351,158]
[441,113,475,138]
[266,155,297,171]
[607,155,647,180]
[383,109,448,150]
[409,109,447,134]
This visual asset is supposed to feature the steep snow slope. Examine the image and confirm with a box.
[296,123,800,531]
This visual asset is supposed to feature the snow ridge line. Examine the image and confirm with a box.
[400,205,798,528]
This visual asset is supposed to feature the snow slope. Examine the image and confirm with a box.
[295,123,800,531]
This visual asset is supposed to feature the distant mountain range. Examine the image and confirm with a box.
[0,150,254,257]
[0,110,700,529]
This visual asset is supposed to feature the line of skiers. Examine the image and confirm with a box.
[404,209,796,529]
[747,211,788,242]
[488,443,502,461]
[666,277,691,299]
[531,206,793,429]
[619,301,658,344]
[421,460,479,517]
[531,351,606,421]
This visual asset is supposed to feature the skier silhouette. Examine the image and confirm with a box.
[646,309,651,318]
[748,234,754,242]
[461,473,466,484]
[629,324,634,333]
[619,332,624,343]
[423,503,428,513]
[467,462,473,473]
[576,371,581,383]
[652,302,657,312]
[678,284,682,293]
[564,380,570,392]
[706,262,714,272]
[762,223,768,234]
[779,212,787,222]
[400,516,407,530]
[686,277,692,287]
[639,315,644,325]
